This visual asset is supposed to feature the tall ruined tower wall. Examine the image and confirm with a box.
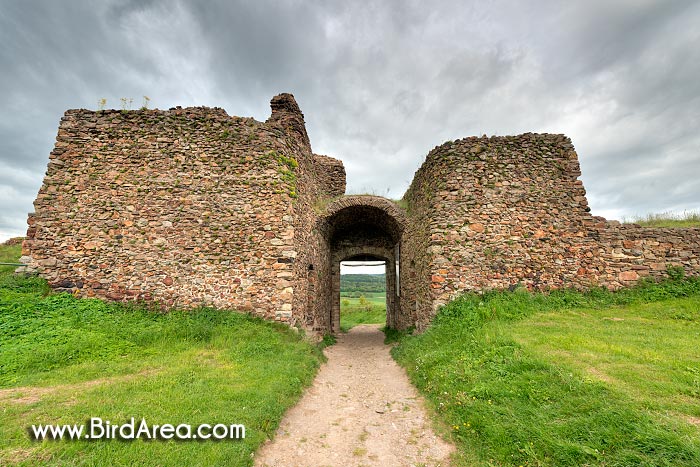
[23,96,345,326]
[267,95,347,332]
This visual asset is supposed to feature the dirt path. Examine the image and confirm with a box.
[254,324,454,467]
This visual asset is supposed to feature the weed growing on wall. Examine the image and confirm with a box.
[120,97,133,112]
[267,150,298,199]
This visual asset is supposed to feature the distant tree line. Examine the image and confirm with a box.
[340,274,386,294]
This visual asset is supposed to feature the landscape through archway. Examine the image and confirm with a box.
[339,258,387,331]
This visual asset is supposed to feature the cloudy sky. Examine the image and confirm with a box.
[2,0,699,243]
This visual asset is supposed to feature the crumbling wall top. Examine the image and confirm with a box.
[266,93,310,149]
[312,154,346,197]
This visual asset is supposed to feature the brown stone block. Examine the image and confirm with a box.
[618,271,639,281]
[106,291,124,300]
[279,292,293,301]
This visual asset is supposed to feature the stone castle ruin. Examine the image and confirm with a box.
[22,94,700,333]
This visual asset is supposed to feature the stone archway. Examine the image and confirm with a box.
[318,196,407,333]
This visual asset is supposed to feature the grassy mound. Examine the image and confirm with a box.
[391,273,700,466]
[0,244,324,466]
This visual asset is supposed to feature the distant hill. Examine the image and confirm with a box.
[340,274,386,293]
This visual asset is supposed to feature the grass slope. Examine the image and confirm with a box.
[0,243,23,267]
[624,211,700,228]
[392,273,700,466]
[0,244,324,466]
[508,299,700,424]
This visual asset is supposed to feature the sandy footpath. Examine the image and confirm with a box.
[254,324,454,467]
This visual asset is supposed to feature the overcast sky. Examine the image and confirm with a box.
[2,0,699,245]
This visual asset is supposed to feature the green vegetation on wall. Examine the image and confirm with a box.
[266,150,298,199]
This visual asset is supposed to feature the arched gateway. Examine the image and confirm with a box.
[317,196,407,333]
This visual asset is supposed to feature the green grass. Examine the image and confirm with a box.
[624,210,700,228]
[0,244,324,466]
[339,292,386,332]
[392,273,700,466]
[0,243,22,265]
[508,299,700,423]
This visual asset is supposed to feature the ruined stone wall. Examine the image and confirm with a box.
[24,101,309,321]
[24,93,698,334]
[23,93,349,332]
[403,133,598,327]
[313,154,346,198]
[402,133,699,328]
[269,95,337,331]
[400,166,436,330]
[293,151,346,332]
[594,221,700,284]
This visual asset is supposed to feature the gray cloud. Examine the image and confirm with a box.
[1,0,699,240]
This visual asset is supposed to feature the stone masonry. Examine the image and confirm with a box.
[22,94,700,333]
[400,134,699,329]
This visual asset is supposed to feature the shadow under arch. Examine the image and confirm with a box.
[317,196,407,333]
